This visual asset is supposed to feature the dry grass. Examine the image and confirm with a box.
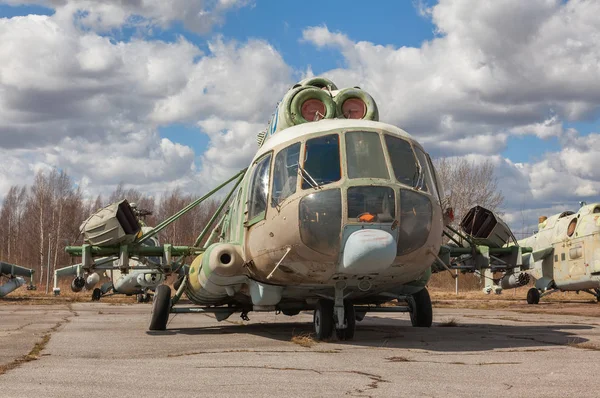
[0,333,51,375]
[290,333,317,348]
[438,318,459,327]
[386,356,414,362]
[567,341,600,351]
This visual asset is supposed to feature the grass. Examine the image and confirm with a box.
[0,333,52,375]
[290,333,317,348]
[438,318,459,327]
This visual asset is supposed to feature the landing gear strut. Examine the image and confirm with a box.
[312,283,357,341]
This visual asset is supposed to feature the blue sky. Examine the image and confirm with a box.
[2,0,593,164]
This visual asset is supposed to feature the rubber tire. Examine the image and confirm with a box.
[336,302,356,341]
[136,293,144,303]
[410,288,433,327]
[527,288,540,305]
[149,285,171,331]
[313,299,334,340]
[91,288,102,301]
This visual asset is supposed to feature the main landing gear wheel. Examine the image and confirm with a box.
[313,299,334,340]
[527,288,540,305]
[149,285,171,331]
[91,288,102,301]
[335,301,356,341]
[410,288,433,327]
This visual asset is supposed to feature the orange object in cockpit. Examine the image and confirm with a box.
[358,213,375,223]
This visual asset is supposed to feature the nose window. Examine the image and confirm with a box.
[347,186,395,222]
[397,189,432,255]
[345,131,389,179]
[299,189,342,256]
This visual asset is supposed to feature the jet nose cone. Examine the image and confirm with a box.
[341,229,396,274]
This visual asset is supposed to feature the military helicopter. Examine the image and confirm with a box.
[435,202,600,304]
[65,77,531,340]
[55,203,180,302]
[0,261,35,298]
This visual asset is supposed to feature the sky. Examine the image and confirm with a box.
[0,0,599,233]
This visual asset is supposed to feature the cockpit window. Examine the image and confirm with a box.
[397,189,432,255]
[414,147,437,196]
[302,134,341,189]
[594,207,600,213]
[347,186,395,222]
[272,142,300,207]
[299,189,342,256]
[345,131,389,179]
[384,135,418,187]
[248,153,272,222]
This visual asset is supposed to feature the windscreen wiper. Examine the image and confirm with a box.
[298,166,321,190]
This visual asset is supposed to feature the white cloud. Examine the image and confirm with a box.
[301,0,600,146]
[1,0,250,34]
[0,11,292,201]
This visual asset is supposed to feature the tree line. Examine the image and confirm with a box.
[0,169,218,289]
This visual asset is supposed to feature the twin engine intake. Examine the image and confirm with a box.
[262,77,380,142]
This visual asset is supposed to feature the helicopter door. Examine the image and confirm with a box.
[553,242,569,283]
[567,239,586,279]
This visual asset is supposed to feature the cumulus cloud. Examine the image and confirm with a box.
[302,0,600,145]
[1,0,250,34]
[0,10,292,200]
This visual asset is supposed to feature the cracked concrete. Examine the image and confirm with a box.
[1,303,600,397]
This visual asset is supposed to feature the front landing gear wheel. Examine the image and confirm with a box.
[149,285,171,331]
[136,293,144,303]
[91,288,102,301]
[313,299,334,340]
[335,301,356,341]
[527,288,540,304]
[410,288,432,327]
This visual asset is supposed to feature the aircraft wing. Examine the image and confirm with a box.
[0,261,34,279]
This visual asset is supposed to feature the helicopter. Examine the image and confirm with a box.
[65,77,532,340]
[54,203,180,302]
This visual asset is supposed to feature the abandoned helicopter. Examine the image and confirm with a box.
[55,204,180,302]
[436,203,600,304]
[66,77,534,340]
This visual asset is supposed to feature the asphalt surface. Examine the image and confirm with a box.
[1,301,599,397]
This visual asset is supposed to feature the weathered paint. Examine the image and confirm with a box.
[184,78,445,308]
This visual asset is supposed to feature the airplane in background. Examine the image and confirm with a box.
[0,261,36,298]
[65,76,536,340]
[439,203,600,304]
[54,203,182,302]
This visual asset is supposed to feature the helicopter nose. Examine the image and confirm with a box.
[341,229,396,274]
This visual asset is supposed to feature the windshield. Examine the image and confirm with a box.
[345,131,389,179]
[384,135,418,187]
[302,134,341,189]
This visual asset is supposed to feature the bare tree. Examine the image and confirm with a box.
[433,157,504,224]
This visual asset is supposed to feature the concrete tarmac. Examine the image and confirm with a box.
[1,302,600,397]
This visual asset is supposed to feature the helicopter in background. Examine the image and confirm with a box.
[0,261,35,298]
